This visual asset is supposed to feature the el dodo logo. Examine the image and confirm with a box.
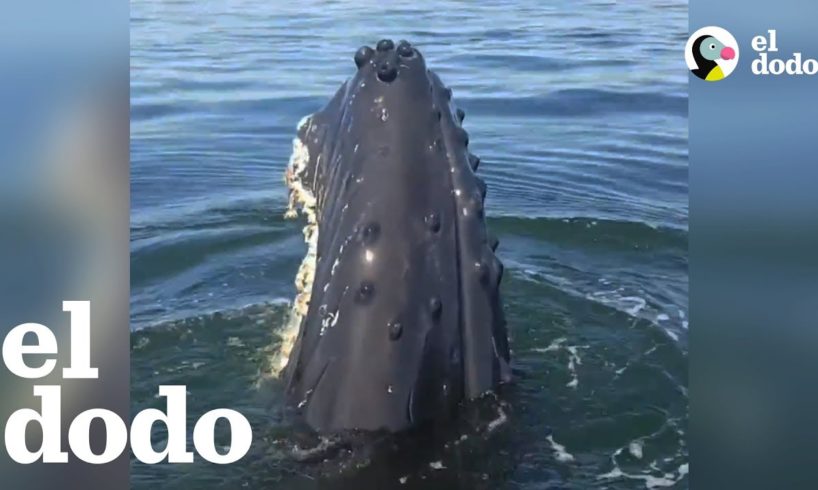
[686,26,739,81]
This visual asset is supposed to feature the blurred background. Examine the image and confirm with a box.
[690,2,818,489]
[131,0,687,488]
[0,0,129,488]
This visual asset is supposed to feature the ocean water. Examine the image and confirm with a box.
[130,0,688,488]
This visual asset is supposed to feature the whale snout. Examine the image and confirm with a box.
[281,40,510,434]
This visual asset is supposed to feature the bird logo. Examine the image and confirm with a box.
[686,26,739,81]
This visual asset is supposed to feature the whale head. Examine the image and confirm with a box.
[280,39,510,434]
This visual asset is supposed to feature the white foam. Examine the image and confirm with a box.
[629,440,644,459]
[547,435,575,462]
[598,465,688,489]
[535,338,586,388]
[565,345,586,389]
[486,404,508,433]
[598,419,688,489]
[532,337,567,353]
[623,296,647,316]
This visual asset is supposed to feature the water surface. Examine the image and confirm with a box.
[131,1,688,488]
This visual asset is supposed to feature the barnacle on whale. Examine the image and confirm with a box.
[273,116,318,376]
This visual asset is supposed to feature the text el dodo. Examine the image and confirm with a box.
[2,301,252,464]
[753,29,818,75]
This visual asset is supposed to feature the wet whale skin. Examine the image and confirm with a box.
[283,39,510,434]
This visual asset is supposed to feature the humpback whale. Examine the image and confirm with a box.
[280,39,511,435]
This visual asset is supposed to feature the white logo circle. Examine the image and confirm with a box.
[686,26,739,81]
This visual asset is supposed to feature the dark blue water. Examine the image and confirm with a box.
[131,1,688,488]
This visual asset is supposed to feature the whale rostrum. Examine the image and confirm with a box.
[280,39,511,434]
